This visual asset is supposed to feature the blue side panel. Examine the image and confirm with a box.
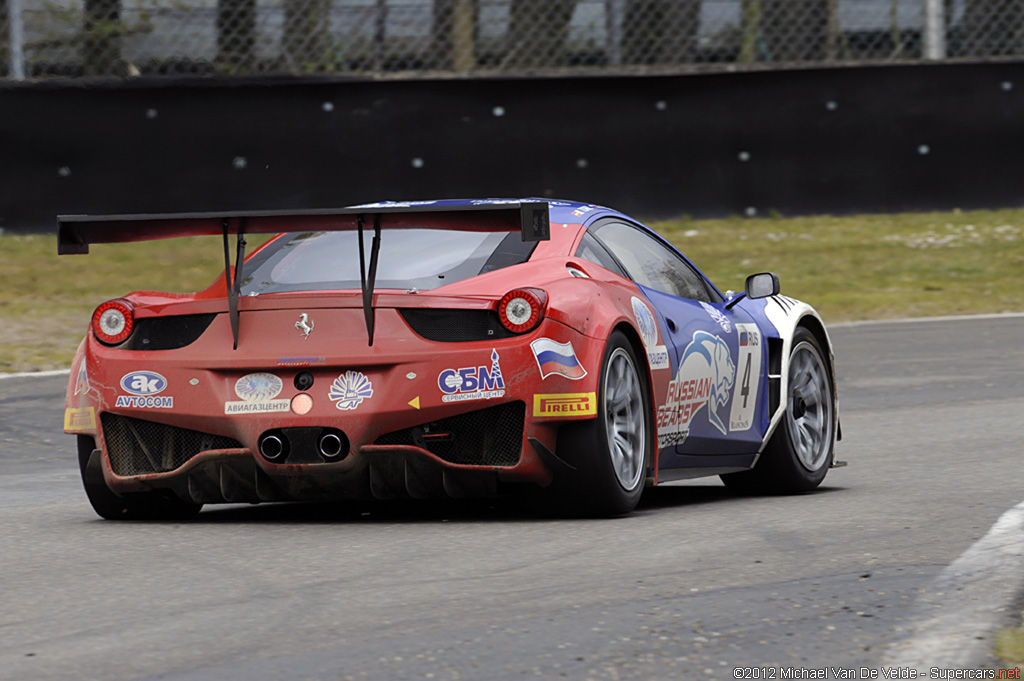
[636,287,775,467]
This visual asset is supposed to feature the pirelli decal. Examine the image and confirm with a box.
[64,407,97,432]
[533,392,597,417]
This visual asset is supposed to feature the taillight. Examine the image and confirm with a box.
[497,288,547,334]
[91,299,135,345]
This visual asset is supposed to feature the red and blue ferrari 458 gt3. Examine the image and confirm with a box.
[59,199,841,519]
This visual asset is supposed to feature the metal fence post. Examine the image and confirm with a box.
[605,0,624,66]
[923,0,946,59]
[452,0,474,72]
[7,0,24,79]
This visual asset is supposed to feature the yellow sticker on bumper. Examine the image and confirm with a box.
[533,393,597,417]
[64,407,97,432]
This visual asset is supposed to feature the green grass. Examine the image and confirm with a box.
[0,234,272,372]
[3,207,1024,372]
[654,208,1024,322]
[995,610,1024,669]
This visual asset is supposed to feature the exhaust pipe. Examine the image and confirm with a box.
[259,434,284,460]
[319,433,344,459]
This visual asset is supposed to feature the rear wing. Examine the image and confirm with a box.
[57,201,550,255]
[57,201,551,348]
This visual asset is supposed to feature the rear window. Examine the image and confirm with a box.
[240,228,537,295]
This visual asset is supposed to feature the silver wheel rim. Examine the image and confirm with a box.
[604,347,645,491]
[787,340,833,472]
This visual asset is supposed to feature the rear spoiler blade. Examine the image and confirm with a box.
[57,202,551,348]
[56,202,550,255]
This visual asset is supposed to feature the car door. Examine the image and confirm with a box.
[585,219,767,462]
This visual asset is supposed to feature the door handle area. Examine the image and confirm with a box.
[666,317,677,332]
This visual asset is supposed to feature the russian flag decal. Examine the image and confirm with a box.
[530,338,588,380]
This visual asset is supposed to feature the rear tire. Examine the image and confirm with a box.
[78,435,202,520]
[721,327,835,494]
[553,330,652,516]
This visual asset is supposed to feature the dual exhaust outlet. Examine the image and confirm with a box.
[258,428,348,463]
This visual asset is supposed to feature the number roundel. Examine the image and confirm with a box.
[727,324,762,433]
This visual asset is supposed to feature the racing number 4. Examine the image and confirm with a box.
[740,353,752,409]
[729,323,762,432]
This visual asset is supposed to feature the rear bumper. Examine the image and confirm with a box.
[66,310,605,501]
[91,401,537,501]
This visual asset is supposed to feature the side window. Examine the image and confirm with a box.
[591,220,719,303]
[574,231,628,278]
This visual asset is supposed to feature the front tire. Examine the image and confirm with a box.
[554,330,652,516]
[721,327,835,494]
[78,435,202,520]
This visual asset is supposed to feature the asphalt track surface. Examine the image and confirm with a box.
[1,316,1022,681]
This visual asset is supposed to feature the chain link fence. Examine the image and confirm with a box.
[1,0,1023,79]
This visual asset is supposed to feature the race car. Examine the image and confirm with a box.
[59,199,841,519]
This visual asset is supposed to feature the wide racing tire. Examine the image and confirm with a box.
[78,435,203,520]
[721,327,835,494]
[553,330,652,516]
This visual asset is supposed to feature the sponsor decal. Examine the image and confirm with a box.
[438,349,506,403]
[120,371,167,396]
[656,331,735,447]
[534,393,597,417]
[729,324,763,432]
[225,372,289,414]
[408,396,421,410]
[118,371,173,409]
[295,313,315,340]
[470,199,520,205]
[631,297,659,348]
[329,371,374,410]
[700,301,732,334]
[64,407,96,432]
[74,360,90,395]
[235,373,283,401]
[571,205,596,217]
[278,355,326,367]
[631,297,669,371]
[530,338,587,380]
[116,395,175,408]
[647,345,670,371]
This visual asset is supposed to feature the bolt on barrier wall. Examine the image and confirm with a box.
[2,0,1024,79]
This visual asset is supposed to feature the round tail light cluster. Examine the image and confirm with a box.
[497,288,547,334]
[91,299,135,345]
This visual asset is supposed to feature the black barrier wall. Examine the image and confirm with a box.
[2,61,1024,232]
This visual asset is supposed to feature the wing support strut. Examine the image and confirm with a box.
[222,217,247,350]
[357,213,382,346]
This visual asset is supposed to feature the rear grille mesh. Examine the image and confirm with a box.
[375,401,524,467]
[101,413,242,476]
[398,309,515,343]
[119,314,217,351]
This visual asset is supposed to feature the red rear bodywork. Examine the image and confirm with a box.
[62,204,658,504]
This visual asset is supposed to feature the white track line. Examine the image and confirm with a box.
[830,311,1024,328]
[0,368,70,380]
[884,499,1024,669]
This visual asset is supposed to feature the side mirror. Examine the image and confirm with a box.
[745,272,780,299]
[725,272,780,310]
